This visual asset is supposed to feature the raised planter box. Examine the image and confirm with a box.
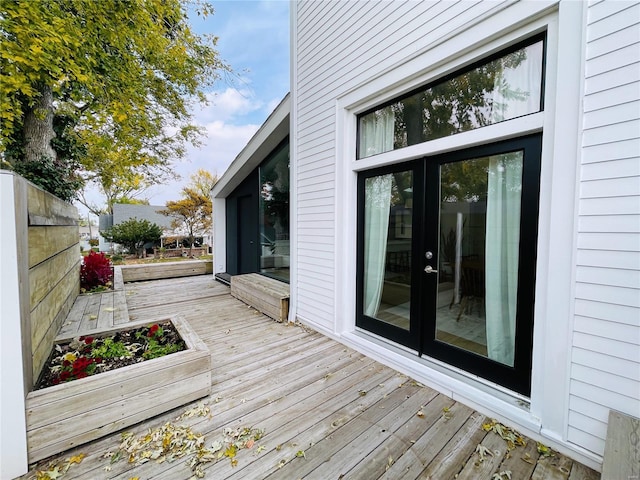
[25,315,211,464]
[120,260,213,282]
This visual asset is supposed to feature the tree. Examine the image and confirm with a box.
[0,0,226,202]
[160,170,216,255]
[102,218,163,258]
[189,168,219,198]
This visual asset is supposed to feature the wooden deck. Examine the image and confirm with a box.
[20,275,600,480]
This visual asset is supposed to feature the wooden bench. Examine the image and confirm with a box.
[602,410,640,480]
[230,273,290,322]
[120,260,213,282]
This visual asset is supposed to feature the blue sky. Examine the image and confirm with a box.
[82,0,290,216]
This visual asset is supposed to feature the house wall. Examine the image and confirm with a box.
[568,0,640,456]
[292,0,539,331]
[291,0,639,469]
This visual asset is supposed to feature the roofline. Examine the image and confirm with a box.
[211,93,290,198]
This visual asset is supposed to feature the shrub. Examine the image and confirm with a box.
[80,251,113,291]
[101,218,163,257]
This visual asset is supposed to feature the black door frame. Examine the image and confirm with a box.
[225,169,259,275]
[356,134,542,396]
[356,160,425,352]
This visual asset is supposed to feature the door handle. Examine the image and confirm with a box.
[424,265,438,273]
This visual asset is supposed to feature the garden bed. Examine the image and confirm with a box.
[25,315,211,464]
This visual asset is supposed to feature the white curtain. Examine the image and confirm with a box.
[361,106,395,317]
[363,174,393,317]
[359,106,395,158]
[489,41,544,123]
[485,153,523,366]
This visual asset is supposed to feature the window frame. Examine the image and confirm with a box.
[356,32,547,160]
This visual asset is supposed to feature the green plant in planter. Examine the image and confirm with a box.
[143,340,182,359]
[90,338,133,359]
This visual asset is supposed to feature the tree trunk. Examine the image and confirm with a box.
[23,83,56,163]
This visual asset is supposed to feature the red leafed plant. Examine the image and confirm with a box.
[80,251,113,292]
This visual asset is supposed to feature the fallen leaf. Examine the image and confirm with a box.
[89,315,98,320]
[475,444,494,462]
[537,442,553,457]
[104,307,115,312]
[68,453,85,464]
[40,467,63,480]
[521,452,534,464]
[296,450,306,458]
[417,410,425,418]
[492,471,512,480]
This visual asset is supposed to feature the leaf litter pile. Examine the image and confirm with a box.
[30,402,265,480]
[473,418,555,480]
[103,403,265,479]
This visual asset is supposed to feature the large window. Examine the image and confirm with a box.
[358,36,544,158]
[259,142,290,281]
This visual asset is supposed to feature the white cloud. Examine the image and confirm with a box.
[194,88,263,123]
[144,121,260,206]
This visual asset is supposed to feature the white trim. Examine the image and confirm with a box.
[530,0,586,444]
[352,113,544,172]
[288,0,298,323]
[212,197,226,274]
[0,171,29,478]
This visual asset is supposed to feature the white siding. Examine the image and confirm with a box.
[568,0,640,456]
[293,0,503,330]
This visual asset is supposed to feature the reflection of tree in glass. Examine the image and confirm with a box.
[393,49,528,148]
[391,171,413,206]
[441,152,522,203]
[441,158,489,204]
[260,149,290,233]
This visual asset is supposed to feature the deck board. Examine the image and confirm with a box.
[21,274,601,480]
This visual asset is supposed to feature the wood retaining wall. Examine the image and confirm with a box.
[27,181,80,385]
[2,174,81,387]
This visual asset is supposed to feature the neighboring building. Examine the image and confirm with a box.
[99,204,173,252]
[213,0,639,471]
[79,224,98,251]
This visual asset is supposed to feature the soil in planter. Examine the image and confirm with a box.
[35,321,186,390]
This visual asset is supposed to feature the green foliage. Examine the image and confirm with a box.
[142,339,182,360]
[0,0,227,210]
[102,217,163,257]
[8,154,83,202]
[90,338,132,359]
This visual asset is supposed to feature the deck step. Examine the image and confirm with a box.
[230,273,289,322]
[602,410,640,480]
